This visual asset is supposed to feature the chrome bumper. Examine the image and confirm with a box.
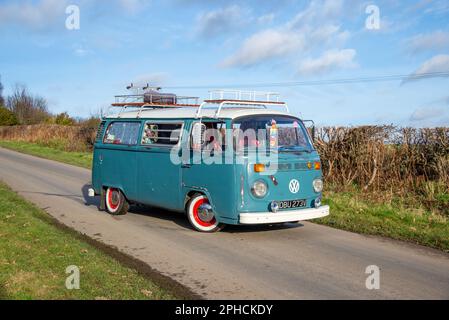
[239,205,330,225]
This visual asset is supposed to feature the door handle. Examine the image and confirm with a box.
[181,164,192,169]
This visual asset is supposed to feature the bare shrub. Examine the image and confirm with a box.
[6,85,51,124]
[0,124,96,152]
[0,76,4,106]
[315,126,449,212]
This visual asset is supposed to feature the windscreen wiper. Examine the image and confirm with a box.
[278,146,312,153]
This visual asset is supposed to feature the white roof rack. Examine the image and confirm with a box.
[195,89,289,119]
[104,89,199,118]
[208,89,281,102]
[103,88,289,119]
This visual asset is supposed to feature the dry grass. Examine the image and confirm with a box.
[316,126,449,215]
[0,124,96,152]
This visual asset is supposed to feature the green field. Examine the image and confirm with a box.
[1,140,448,252]
[0,181,174,300]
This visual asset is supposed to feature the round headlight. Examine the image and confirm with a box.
[252,180,268,198]
[313,179,323,193]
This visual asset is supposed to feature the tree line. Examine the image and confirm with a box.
[0,76,80,126]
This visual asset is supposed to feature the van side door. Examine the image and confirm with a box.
[136,120,184,211]
[182,120,237,221]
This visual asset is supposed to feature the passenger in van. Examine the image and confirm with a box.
[235,128,265,149]
[203,122,223,152]
[142,124,158,144]
[204,135,222,152]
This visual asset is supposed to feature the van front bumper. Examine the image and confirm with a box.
[239,205,330,224]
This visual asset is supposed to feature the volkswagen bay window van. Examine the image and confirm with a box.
[89,88,329,232]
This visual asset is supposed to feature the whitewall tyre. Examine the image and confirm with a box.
[186,195,223,233]
[104,187,129,216]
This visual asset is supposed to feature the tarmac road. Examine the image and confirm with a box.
[0,147,448,299]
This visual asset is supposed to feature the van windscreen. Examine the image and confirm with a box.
[233,115,312,152]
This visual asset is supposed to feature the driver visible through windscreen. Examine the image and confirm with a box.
[233,115,312,152]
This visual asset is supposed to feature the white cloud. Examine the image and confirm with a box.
[423,0,449,15]
[287,0,344,29]
[221,0,351,70]
[221,29,305,68]
[410,106,446,121]
[257,13,275,25]
[297,49,357,75]
[0,0,150,30]
[117,0,151,15]
[195,5,247,38]
[406,30,449,54]
[405,54,449,82]
[0,0,68,30]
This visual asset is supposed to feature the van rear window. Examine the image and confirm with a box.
[103,122,141,145]
[142,122,183,146]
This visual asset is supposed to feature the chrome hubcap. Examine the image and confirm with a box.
[111,191,119,205]
[197,203,214,222]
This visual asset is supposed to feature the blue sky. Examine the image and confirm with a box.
[0,0,448,126]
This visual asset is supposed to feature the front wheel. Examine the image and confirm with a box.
[104,187,129,216]
[186,194,223,233]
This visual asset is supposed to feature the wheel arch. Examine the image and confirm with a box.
[183,188,215,211]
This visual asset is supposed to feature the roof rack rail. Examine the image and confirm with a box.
[195,89,289,119]
[207,89,281,102]
[104,85,200,118]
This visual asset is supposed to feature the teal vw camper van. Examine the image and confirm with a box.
[89,88,329,232]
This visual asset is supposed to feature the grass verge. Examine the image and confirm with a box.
[1,140,448,252]
[0,140,92,169]
[318,190,449,252]
[0,181,174,300]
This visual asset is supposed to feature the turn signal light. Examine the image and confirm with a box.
[314,162,321,170]
[254,164,266,172]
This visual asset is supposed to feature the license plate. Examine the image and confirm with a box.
[277,199,306,210]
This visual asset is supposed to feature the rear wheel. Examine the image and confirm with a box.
[186,194,223,233]
[104,187,129,216]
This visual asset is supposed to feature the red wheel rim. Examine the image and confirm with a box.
[107,189,120,210]
[193,198,216,227]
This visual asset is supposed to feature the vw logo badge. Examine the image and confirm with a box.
[289,179,300,194]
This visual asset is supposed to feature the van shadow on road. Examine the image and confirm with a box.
[126,203,304,234]
[81,184,304,234]
[81,184,100,207]
[18,190,86,206]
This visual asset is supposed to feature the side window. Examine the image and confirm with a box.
[103,122,141,145]
[141,122,183,146]
[191,121,227,151]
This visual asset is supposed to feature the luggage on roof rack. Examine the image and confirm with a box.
[104,84,200,118]
[143,90,177,105]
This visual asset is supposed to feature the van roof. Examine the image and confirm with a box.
[105,107,296,120]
